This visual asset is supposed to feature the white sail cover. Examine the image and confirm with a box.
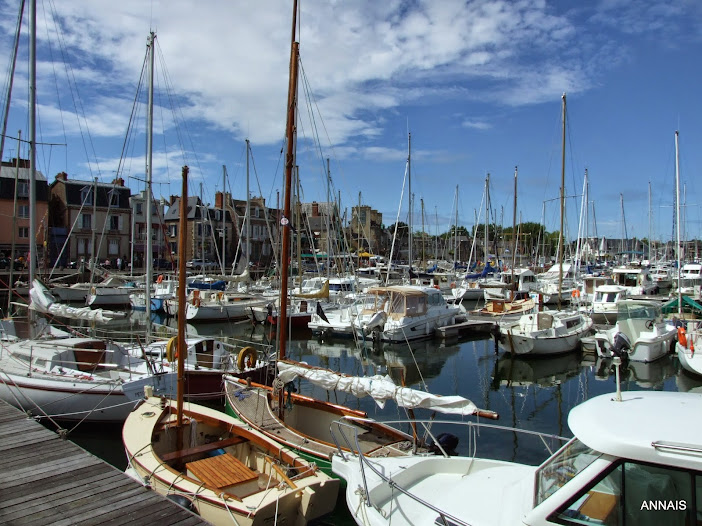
[277,361,479,416]
[29,280,127,322]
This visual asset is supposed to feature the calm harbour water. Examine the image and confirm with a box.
[63,311,697,524]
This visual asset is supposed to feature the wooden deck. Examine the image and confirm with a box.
[0,401,209,526]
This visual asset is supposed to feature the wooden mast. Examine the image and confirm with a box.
[176,166,188,429]
[278,0,299,417]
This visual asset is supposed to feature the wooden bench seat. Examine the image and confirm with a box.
[160,436,248,462]
[186,452,258,491]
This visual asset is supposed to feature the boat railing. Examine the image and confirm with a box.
[330,417,569,524]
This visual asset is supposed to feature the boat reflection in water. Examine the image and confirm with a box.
[594,354,678,389]
[491,351,585,389]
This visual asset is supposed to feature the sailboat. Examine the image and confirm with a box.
[497,94,592,355]
[123,165,339,524]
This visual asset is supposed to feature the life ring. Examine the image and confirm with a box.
[157,274,164,284]
[237,347,257,370]
[678,327,688,348]
[165,336,178,363]
[571,289,580,298]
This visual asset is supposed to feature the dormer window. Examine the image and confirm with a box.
[80,187,93,206]
[108,189,119,207]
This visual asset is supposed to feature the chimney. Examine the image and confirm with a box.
[215,191,223,208]
[312,201,319,217]
[170,195,178,206]
[55,171,68,181]
[111,177,124,187]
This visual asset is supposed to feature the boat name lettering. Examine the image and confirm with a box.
[639,500,687,511]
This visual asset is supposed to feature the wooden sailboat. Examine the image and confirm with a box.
[123,166,339,524]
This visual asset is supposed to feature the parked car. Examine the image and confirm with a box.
[185,258,218,272]
[153,258,175,271]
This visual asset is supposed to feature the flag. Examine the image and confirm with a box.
[316,301,329,323]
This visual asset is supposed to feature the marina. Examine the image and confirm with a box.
[27,310,695,523]
[0,1,701,524]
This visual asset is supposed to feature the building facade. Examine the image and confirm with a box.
[49,173,131,267]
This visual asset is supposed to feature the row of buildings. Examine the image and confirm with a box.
[0,159,387,271]
[3,159,696,273]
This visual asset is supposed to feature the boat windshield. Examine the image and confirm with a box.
[617,302,661,321]
[534,438,602,507]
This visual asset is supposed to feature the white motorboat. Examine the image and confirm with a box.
[332,389,702,526]
[590,283,629,324]
[353,285,459,343]
[676,319,702,377]
[593,299,677,362]
[498,309,593,356]
[611,265,658,295]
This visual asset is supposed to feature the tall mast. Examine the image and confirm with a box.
[557,93,565,311]
[246,139,251,271]
[407,132,412,273]
[0,0,24,180]
[278,0,299,369]
[200,182,204,264]
[145,32,155,323]
[648,181,652,262]
[453,186,458,268]
[28,0,36,287]
[222,165,226,271]
[485,174,490,266]
[357,192,361,252]
[176,166,188,430]
[511,167,517,279]
[675,130,682,316]
[421,198,425,270]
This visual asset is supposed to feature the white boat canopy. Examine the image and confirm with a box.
[277,360,481,416]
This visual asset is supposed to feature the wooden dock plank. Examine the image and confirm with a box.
[0,401,208,526]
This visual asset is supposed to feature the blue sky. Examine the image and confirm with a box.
[0,0,700,245]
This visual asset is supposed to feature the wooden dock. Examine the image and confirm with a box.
[0,401,208,526]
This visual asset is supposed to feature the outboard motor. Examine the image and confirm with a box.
[610,332,632,358]
[428,432,459,456]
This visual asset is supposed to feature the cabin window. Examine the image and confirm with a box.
[552,461,694,526]
[535,438,600,507]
